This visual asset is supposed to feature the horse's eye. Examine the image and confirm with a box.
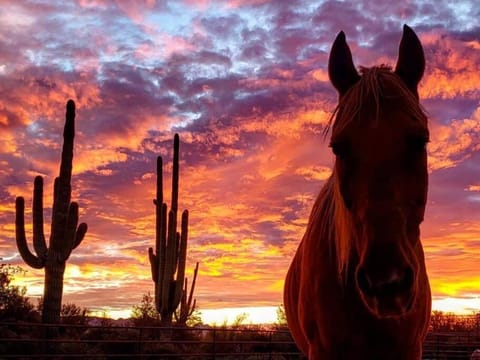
[406,135,429,153]
[330,141,351,158]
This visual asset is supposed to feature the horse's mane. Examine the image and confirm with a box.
[309,66,428,277]
[302,173,353,278]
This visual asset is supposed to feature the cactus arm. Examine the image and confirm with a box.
[159,203,167,274]
[173,210,188,307]
[59,99,75,190]
[187,261,199,313]
[148,247,158,282]
[156,156,163,208]
[174,232,180,271]
[60,202,86,260]
[190,299,197,317]
[161,209,176,314]
[61,202,79,260]
[32,176,47,258]
[15,197,45,269]
[154,158,165,270]
[73,223,88,250]
[156,203,167,314]
[171,134,179,214]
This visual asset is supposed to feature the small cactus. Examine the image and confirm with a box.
[15,99,87,324]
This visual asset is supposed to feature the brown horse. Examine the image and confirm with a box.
[284,25,431,360]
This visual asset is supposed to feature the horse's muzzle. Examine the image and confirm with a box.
[356,265,415,318]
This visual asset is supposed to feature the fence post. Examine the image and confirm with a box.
[269,330,272,360]
[212,328,216,360]
[40,325,48,360]
[137,326,143,359]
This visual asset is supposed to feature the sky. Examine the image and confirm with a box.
[0,0,479,324]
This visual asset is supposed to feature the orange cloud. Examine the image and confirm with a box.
[428,112,480,171]
[420,32,480,99]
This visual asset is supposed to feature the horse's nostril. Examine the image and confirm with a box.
[357,268,374,296]
[400,267,414,291]
[357,267,414,298]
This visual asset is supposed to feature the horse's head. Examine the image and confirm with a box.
[328,25,429,318]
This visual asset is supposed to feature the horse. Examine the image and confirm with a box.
[284,25,431,360]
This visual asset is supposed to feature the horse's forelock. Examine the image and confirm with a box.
[324,66,427,139]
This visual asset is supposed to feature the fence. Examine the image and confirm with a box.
[1,322,480,359]
[1,322,301,359]
[423,332,480,360]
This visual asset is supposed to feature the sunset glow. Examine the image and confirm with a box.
[1,0,479,323]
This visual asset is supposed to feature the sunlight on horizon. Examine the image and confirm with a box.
[432,296,480,314]
[201,306,279,325]
[10,278,480,323]
[87,299,480,324]
[89,306,279,325]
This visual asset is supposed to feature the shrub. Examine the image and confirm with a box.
[131,292,160,326]
[0,263,38,322]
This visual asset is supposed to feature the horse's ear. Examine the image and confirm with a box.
[395,24,425,97]
[328,31,360,95]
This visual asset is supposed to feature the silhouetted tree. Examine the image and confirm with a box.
[0,263,37,321]
[131,292,160,325]
[276,304,287,327]
[430,310,480,332]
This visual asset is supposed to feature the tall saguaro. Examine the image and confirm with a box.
[148,134,198,325]
[15,99,88,324]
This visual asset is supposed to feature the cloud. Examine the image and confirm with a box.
[421,30,480,99]
[428,108,480,171]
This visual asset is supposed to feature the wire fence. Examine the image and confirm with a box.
[2,322,299,360]
[1,322,480,359]
[424,332,480,360]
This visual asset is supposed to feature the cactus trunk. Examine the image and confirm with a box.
[148,134,198,326]
[15,99,87,324]
[43,259,66,323]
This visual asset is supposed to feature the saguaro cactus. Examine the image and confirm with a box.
[15,99,87,324]
[148,134,198,325]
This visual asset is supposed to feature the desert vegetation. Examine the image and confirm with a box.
[12,100,199,328]
[1,266,479,358]
[1,267,300,358]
